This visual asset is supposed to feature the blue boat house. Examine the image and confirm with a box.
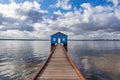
[51,32,68,51]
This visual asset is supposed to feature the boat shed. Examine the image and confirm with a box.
[51,32,68,44]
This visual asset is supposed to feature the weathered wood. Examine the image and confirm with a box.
[32,43,86,80]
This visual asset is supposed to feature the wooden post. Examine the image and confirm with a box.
[51,43,55,52]
[63,43,68,52]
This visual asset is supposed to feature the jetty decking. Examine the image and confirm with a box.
[32,43,86,80]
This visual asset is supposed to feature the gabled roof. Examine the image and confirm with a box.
[51,32,67,37]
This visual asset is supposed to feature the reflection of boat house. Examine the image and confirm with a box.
[51,32,68,51]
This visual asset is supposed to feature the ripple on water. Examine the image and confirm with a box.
[0,54,48,80]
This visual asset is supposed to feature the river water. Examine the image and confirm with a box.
[0,41,120,80]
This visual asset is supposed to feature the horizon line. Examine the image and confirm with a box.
[0,39,120,41]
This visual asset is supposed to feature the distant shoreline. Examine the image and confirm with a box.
[0,39,49,41]
[0,39,120,41]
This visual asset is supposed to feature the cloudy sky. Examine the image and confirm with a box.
[0,0,120,39]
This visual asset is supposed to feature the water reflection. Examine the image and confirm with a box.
[0,41,50,80]
[68,41,120,80]
[0,41,120,80]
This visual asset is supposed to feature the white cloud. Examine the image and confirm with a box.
[0,2,20,18]
[81,3,93,23]
[53,10,63,15]
[0,1,49,39]
[0,1,41,19]
[45,3,120,39]
[33,1,41,9]
[0,1,120,39]
[33,22,47,31]
[22,1,35,11]
[0,30,28,39]
[22,1,40,11]
[54,0,72,10]
[115,7,120,19]
[0,25,4,29]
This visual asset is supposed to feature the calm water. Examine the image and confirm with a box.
[0,41,120,80]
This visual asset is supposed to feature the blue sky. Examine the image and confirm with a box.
[0,0,120,39]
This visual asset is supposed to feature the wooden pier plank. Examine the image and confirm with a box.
[32,44,86,80]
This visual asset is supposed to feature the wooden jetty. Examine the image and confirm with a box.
[32,43,86,80]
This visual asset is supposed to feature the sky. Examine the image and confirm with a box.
[0,0,120,39]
